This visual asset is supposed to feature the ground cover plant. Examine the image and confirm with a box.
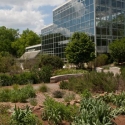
[0,84,35,103]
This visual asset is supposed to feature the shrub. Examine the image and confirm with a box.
[42,97,76,124]
[39,66,52,83]
[53,90,64,98]
[0,74,12,86]
[64,92,75,102]
[11,105,42,125]
[39,84,48,92]
[0,84,36,103]
[0,88,11,102]
[59,80,69,89]
[66,71,119,93]
[12,84,19,90]
[94,54,108,67]
[39,54,64,70]
[29,98,38,106]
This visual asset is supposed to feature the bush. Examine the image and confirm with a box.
[39,84,48,92]
[29,98,38,106]
[0,84,36,103]
[53,90,64,98]
[39,54,64,70]
[11,105,42,125]
[64,92,75,102]
[94,54,108,67]
[42,97,76,124]
[39,66,52,83]
[0,74,12,86]
[0,88,11,102]
[64,71,120,93]
[59,80,69,89]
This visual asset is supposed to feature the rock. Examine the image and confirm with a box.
[70,100,75,105]
[20,105,26,110]
[33,105,41,111]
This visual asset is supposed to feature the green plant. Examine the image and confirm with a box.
[11,105,42,125]
[64,92,75,102]
[12,84,19,90]
[81,89,92,98]
[0,84,36,103]
[42,97,76,124]
[39,66,52,83]
[0,88,11,102]
[29,98,38,106]
[0,104,11,125]
[39,84,48,92]
[112,92,125,107]
[59,80,69,89]
[39,54,64,70]
[53,90,64,98]
[94,54,108,67]
[72,98,114,125]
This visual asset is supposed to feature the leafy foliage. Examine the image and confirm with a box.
[65,32,95,68]
[12,28,41,57]
[38,54,64,70]
[109,38,125,63]
[53,90,64,98]
[72,98,114,125]
[0,84,36,103]
[11,105,42,125]
[39,84,48,93]
[42,97,77,125]
[60,71,121,93]
[0,26,19,55]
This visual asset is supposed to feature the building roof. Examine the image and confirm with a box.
[53,0,71,11]
[19,50,40,60]
[26,44,41,49]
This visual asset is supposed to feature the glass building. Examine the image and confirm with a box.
[41,0,125,61]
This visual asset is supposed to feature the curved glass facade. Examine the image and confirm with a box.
[41,0,125,61]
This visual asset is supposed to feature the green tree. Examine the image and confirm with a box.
[0,26,19,55]
[38,54,64,70]
[65,32,95,68]
[109,38,125,63]
[12,29,41,57]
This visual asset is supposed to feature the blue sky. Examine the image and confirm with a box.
[0,0,66,34]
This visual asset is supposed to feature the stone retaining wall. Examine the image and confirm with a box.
[50,73,83,83]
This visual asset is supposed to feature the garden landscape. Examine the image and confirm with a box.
[0,28,125,125]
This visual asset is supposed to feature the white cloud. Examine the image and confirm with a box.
[0,0,66,34]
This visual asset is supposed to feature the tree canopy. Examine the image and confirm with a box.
[12,29,41,57]
[109,37,125,63]
[0,26,19,55]
[65,32,95,67]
